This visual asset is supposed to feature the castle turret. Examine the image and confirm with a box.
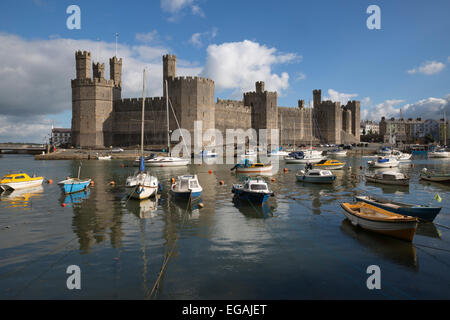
[256,81,265,93]
[163,54,177,87]
[92,62,105,79]
[109,56,122,87]
[75,51,91,79]
[313,89,322,107]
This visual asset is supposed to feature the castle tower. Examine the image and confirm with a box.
[75,51,91,79]
[163,54,177,88]
[71,51,116,148]
[313,89,322,107]
[109,56,122,87]
[92,62,105,79]
[346,100,361,141]
[244,81,278,146]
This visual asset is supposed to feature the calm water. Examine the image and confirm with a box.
[0,154,450,299]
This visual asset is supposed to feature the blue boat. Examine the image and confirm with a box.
[170,175,202,199]
[58,178,91,194]
[232,177,274,204]
[62,189,91,204]
[355,195,442,222]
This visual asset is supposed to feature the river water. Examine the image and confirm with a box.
[0,154,449,299]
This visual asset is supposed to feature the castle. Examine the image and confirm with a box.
[71,51,360,148]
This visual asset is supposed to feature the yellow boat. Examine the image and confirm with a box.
[313,159,345,170]
[0,172,44,192]
[232,162,273,174]
[340,202,418,242]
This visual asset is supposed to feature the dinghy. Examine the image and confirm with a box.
[231,159,273,174]
[354,195,442,222]
[232,177,274,204]
[340,202,418,242]
[365,171,409,186]
[420,168,450,182]
[170,175,202,199]
[296,169,336,183]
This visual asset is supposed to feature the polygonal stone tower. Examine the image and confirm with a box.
[163,54,177,88]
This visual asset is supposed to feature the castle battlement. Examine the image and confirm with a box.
[71,78,114,86]
[109,56,122,64]
[75,50,91,58]
[168,75,214,85]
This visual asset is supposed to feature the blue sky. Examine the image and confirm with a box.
[0,0,449,142]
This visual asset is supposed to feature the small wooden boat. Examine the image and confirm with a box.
[232,177,274,204]
[284,151,325,164]
[231,161,273,174]
[420,168,450,182]
[170,175,202,198]
[0,172,44,192]
[296,169,336,183]
[355,195,441,222]
[58,178,91,194]
[368,156,399,168]
[340,202,418,242]
[313,159,345,170]
[365,171,409,186]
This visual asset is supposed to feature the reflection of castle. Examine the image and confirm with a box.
[71,51,360,148]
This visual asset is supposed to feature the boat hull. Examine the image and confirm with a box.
[285,157,324,164]
[126,185,158,200]
[235,165,272,174]
[365,176,409,186]
[232,188,271,204]
[340,203,418,242]
[355,196,441,222]
[0,178,44,191]
[296,175,335,184]
[420,174,450,182]
[313,164,345,170]
[170,190,202,199]
[145,159,189,167]
[58,180,91,194]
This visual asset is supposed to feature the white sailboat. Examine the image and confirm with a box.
[145,80,189,167]
[126,69,159,200]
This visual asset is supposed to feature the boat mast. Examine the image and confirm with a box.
[141,69,145,157]
[309,101,312,149]
[294,118,296,151]
[165,80,170,155]
[280,113,283,150]
[445,111,447,146]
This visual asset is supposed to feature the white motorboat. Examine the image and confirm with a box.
[391,150,412,161]
[368,156,399,168]
[428,148,450,158]
[268,149,289,156]
[125,69,159,200]
[365,171,409,186]
[378,146,393,155]
[285,151,325,164]
[296,169,336,183]
[96,154,111,160]
[170,175,202,199]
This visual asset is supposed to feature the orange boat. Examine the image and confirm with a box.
[340,202,418,242]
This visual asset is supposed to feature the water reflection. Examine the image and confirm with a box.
[232,196,275,219]
[365,181,410,194]
[340,219,418,270]
[59,189,90,206]
[416,223,441,239]
[125,195,160,219]
[0,185,44,209]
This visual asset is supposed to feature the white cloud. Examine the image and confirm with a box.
[188,28,218,48]
[295,72,306,81]
[161,0,204,19]
[135,30,159,44]
[0,114,53,143]
[323,89,358,105]
[200,40,301,95]
[0,32,201,142]
[407,60,446,75]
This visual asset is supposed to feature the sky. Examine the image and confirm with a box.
[0,0,449,142]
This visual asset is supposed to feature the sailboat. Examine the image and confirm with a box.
[145,80,189,167]
[268,113,289,156]
[125,69,159,200]
[285,101,325,164]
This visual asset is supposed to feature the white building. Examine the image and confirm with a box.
[51,128,71,146]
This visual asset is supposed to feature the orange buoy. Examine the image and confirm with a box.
[171,177,175,184]
[47,179,53,184]
[271,178,276,182]
[110,181,115,185]
[219,180,224,185]
[208,170,212,174]
[90,180,95,186]
[61,203,66,208]
[284,168,288,172]
[198,203,204,208]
